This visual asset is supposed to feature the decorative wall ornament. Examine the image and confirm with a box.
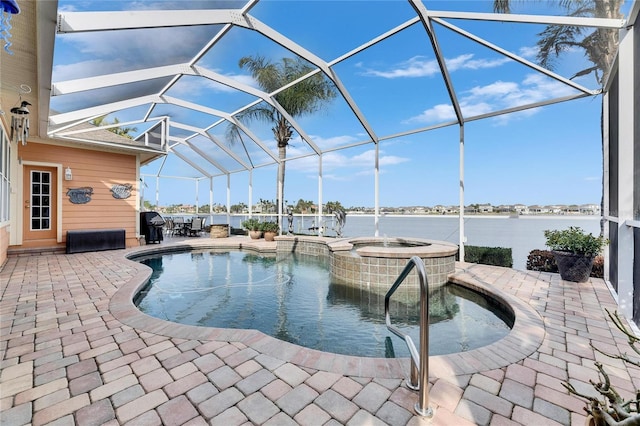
[67,187,93,204]
[111,183,132,199]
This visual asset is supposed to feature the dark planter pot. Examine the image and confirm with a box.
[551,250,595,283]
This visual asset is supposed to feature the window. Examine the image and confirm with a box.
[30,170,51,230]
[0,126,10,223]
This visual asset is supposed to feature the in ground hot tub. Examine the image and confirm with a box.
[327,237,458,293]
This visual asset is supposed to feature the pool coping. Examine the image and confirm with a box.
[110,238,545,381]
[326,236,459,259]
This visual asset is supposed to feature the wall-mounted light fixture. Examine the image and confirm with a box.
[65,167,73,181]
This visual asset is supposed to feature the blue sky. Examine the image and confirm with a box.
[51,1,629,209]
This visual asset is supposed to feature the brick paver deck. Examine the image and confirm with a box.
[1,237,638,425]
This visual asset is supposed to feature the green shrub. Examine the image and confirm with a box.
[458,245,513,267]
[543,226,607,256]
[526,249,604,278]
[241,218,261,231]
[260,221,279,232]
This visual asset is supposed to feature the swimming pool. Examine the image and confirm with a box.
[134,249,513,358]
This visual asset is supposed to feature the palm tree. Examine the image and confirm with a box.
[90,115,137,139]
[493,0,623,84]
[227,55,337,224]
[325,200,345,213]
[494,0,624,235]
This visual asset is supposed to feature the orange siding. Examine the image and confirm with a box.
[18,142,140,248]
[0,224,8,266]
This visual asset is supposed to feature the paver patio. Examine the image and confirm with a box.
[1,237,638,425]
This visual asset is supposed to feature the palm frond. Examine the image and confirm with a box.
[227,55,337,148]
[536,24,585,69]
[495,0,621,84]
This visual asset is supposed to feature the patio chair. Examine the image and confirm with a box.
[173,217,186,236]
[188,217,204,236]
[164,218,175,236]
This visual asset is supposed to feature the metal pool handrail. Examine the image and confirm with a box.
[384,255,434,418]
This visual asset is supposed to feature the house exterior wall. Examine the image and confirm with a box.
[0,225,8,266]
[16,142,140,249]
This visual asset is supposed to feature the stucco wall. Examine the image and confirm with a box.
[17,142,139,249]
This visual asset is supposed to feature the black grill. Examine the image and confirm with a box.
[140,212,165,244]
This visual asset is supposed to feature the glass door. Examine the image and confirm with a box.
[23,165,57,242]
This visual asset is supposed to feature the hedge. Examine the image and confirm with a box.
[526,249,604,278]
[457,245,513,268]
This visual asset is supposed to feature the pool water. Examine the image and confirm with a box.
[134,250,513,358]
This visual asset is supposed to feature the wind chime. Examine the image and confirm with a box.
[2,1,30,145]
[0,0,20,54]
[10,98,30,145]
[7,81,31,145]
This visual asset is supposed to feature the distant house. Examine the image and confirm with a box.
[565,205,581,214]
[433,205,448,214]
[448,205,460,214]
[529,205,550,214]
[548,205,564,215]
[580,204,601,215]
[513,204,529,214]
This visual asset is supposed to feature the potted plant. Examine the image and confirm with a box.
[261,221,279,242]
[241,218,262,239]
[543,226,608,282]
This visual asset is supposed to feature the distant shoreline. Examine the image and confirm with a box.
[179,213,601,220]
[337,213,600,220]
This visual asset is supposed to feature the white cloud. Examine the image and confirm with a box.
[58,4,79,12]
[310,134,359,150]
[447,54,511,71]
[405,104,456,123]
[287,145,408,176]
[460,102,494,117]
[166,72,258,98]
[467,81,520,97]
[53,59,126,81]
[363,56,440,78]
[362,53,512,79]
[350,150,376,165]
[55,26,215,73]
[522,73,575,97]
[283,134,358,159]
[518,46,538,60]
[405,73,578,125]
